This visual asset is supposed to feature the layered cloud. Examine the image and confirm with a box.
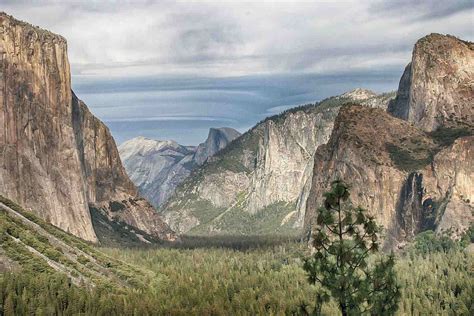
[5,1,472,77]
[3,1,473,144]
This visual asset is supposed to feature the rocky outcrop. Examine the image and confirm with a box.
[0,13,175,242]
[420,137,473,237]
[119,137,196,207]
[0,13,96,241]
[162,91,394,235]
[388,34,474,131]
[193,127,241,165]
[305,34,473,248]
[304,105,473,248]
[119,127,240,207]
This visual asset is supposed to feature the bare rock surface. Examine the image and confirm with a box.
[119,127,240,207]
[162,91,394,234]
[388,34,474,131]
[305,34,473,248]
[0,13,175,242]
[304,105,473,248]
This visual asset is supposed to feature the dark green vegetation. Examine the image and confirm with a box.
[386,143,433,172]
[429,126,473,147]
[0,196,152,288]
[304,181,400,315]
[0,237,472,315]
[410,228,474,254]
[1,196,472,315]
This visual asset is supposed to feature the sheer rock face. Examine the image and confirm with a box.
[304,106,473,248]
[0,13,95,241]
[305,34,473,249]
[303,106,432,246]
[305,105,474,247]
[421,137,474,236]
[119,127,240,208]
[246,109,337,216]
[162,91,394,234]
[0,13,175,242]
[388,34,474,131]
[193,128,242,166]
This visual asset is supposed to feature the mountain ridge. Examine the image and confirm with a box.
[304,33,473,248]
[0,12,176,243]
[119,127,241,207]
[161,90,394,235]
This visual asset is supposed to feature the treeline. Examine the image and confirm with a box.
[0,235,472,315]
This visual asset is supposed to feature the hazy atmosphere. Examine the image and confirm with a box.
[4,0,473,144]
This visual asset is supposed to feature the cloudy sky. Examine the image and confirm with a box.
[3,1,473,144]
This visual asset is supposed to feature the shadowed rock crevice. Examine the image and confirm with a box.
[395,172,439,239]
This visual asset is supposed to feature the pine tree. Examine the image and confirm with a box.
[303,180,400,315]
[3,292,15,316]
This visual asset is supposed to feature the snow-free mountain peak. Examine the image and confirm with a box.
[119,127,241,207]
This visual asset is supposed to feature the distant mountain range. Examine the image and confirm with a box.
[160,34,473,249]
[0,10,471,252]
[119,127,241,207]
[159,89,395,235]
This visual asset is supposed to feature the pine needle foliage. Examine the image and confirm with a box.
[303,180,400,315]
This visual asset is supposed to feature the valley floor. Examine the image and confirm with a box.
[0,195,472,315]
[1,237,472,315]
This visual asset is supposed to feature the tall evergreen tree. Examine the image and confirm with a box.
[3,293,15,316]
[303,180,400,315]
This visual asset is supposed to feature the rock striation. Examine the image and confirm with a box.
[119,127,241,208]
[388,34,474,131]
[305,34,473,248]
[304,105,473,248]
[0,13,175,243]
[162,90,394,235]
[193,127,242,165]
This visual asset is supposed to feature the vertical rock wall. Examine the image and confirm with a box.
[0,13,175,242]
[0,13,97,241]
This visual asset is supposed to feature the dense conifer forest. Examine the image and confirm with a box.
[0,233,472,315]
[1,187,473,315]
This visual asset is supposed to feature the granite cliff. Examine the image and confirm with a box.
[388,34,473,131]
[193,127,242,166]
[161,90,394,235]
[305,34,473,248]
[0,13,175,243]
[119,127,241,207]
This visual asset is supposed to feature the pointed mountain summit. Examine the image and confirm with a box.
[388,33,474,131]
[119,127,241,208]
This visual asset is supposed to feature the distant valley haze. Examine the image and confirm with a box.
[3,0,473,144]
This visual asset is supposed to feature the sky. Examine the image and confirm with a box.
[3,0,473,145]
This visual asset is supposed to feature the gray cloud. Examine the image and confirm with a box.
[4,1,472,77]
[73,70,402,144]
[2,1,473,144]
[370,0,473,20]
